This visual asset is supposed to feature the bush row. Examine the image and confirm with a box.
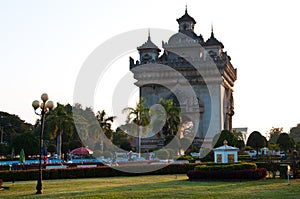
[194,162,257,171]
[187,168,267,180]
[238,155,252,161]
[0,163,200,182]
[255,162,299,171]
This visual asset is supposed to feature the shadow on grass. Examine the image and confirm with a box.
[1,176,300,199]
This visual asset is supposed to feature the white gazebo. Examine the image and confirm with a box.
[214,140,239,163]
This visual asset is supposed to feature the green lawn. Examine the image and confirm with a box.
[0,175,299,199]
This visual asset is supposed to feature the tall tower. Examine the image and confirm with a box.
[129,8,237,148]
[137,31,161,64]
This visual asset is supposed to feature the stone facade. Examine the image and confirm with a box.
[129,8,237,148]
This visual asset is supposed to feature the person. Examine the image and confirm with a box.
[128,150,133,161]
[111,152,118,166]
[43,155,48,165]
[146,152,151,160]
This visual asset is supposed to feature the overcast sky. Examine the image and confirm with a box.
[1,0,300,136]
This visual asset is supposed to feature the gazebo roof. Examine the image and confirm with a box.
[214,145,239,151]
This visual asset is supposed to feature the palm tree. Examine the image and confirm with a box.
[160,99,181,137]
[45,103,74,159]
[96,110,115,141]
[122,98,150,157]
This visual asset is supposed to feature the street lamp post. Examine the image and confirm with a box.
[32,93,54,194]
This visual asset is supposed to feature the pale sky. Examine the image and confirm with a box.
[1,0,300,136]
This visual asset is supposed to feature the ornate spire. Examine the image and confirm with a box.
[148,28,151,41]
[211,24,214,38]
[137,30,161,52]
[177,6,196,24]
[205,25,224,48]
[185,4,188,14]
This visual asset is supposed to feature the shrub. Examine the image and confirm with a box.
[255,162,280,171]
[177,155,201,161]
[187,168,267,180]
[177,155,193,160]
[0,163,201,182]
[194,162,257,171]
[155,149,170,160]
[199,150,214,162]
[238,154,252,161]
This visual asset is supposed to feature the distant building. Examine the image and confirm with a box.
[130,8,237,149]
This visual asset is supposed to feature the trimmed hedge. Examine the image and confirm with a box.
[187,168,267,180]
[194,162,257,171]
[238,155,252,161]
[0,163,200,182]
[255,162,282,171]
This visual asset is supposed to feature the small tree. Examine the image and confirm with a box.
[246,131,266,156]
[155,149,170,160]
[277,133,294,152]
[236,140,245,149]
[213,130,237,148]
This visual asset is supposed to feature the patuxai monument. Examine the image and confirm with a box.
[129,8,237,149]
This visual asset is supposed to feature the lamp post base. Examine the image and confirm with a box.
[36,176,43,194]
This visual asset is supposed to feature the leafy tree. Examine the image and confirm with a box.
[0,143,9,156]
[68,140,83,151]
[11,132,39,157]
[47,144,56,154]
[73,106,98,149]
[44,103,74,159]
[268,127,283,144]
[120,140,132,151]
[290,124,300,144]
[213,130,237,148]
[122,98,150,155]
[277,133,294,152]
[0,111,33,146]
[236,140,245,149]
[246,131,266,155]
[113,127,131,147]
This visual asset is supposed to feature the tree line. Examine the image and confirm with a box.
[1,98,300,159]
[0,98,182,159]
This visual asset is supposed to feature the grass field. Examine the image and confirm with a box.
[0,175,299,199]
